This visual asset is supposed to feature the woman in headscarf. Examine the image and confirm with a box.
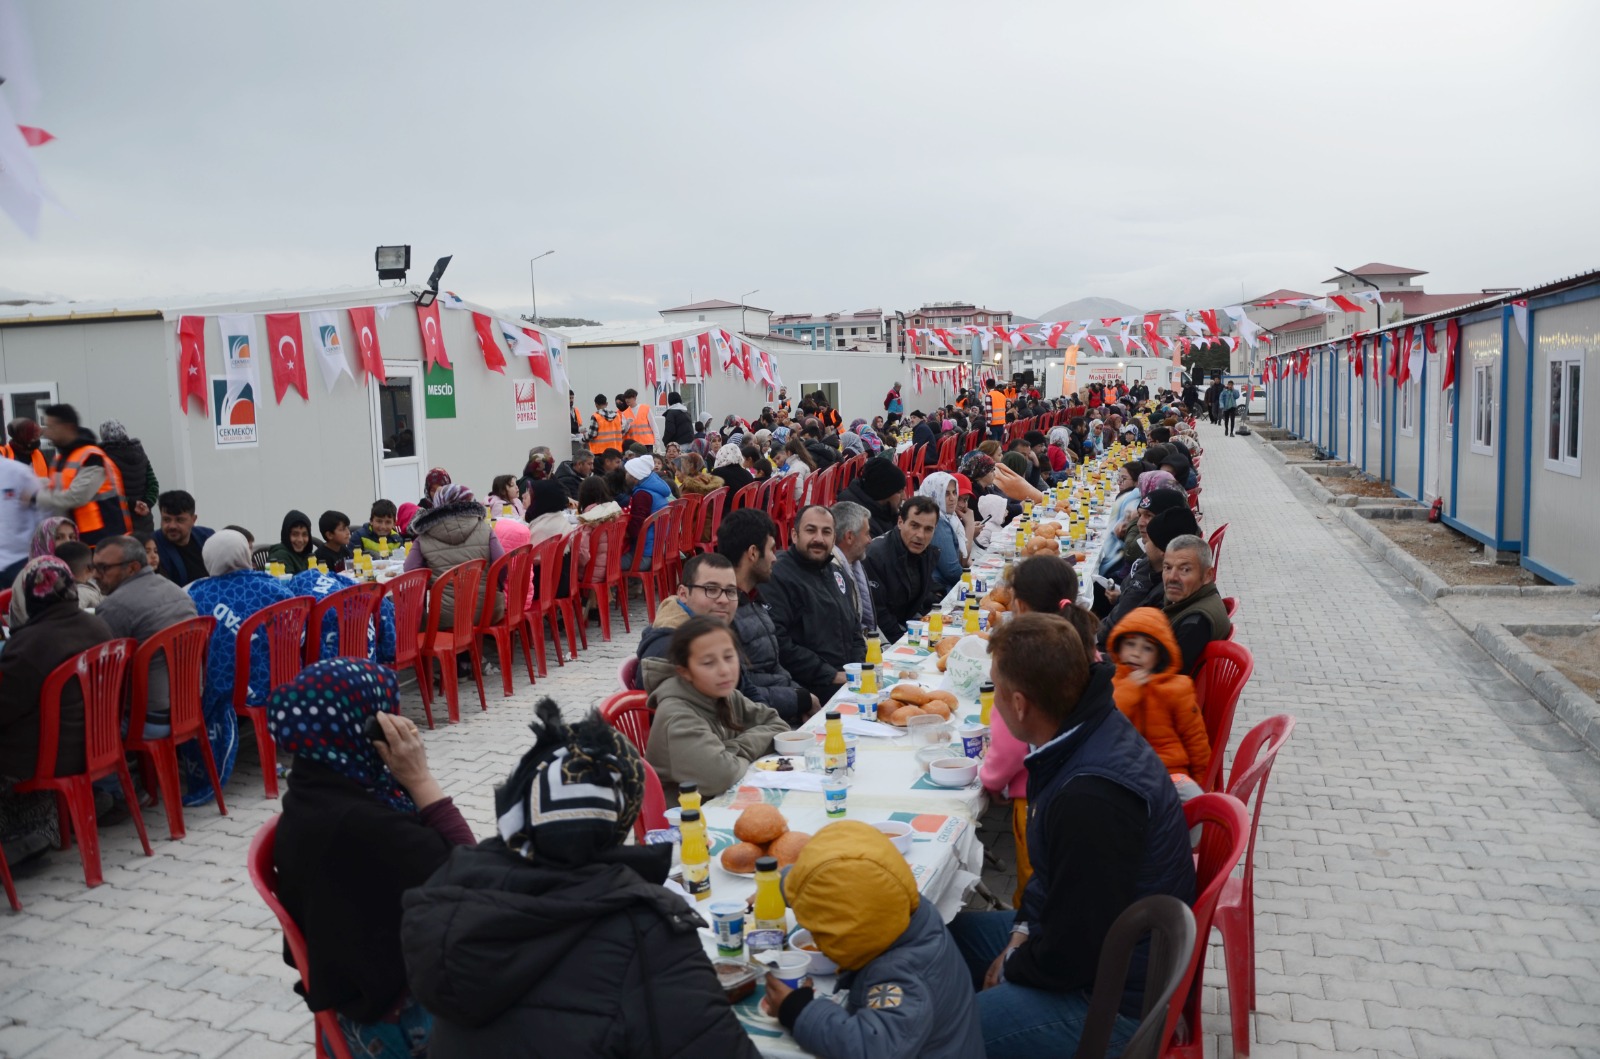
[417,468,452,511]
[98,420,159,534]
[271,659,475,1059]
[401,698,761,1059]
[396,502,420,539]
[674,451,721,497]
[840,431,865,458]
[266,510,317,574]
[857,425,884,456]
[8,517,82,629]
[186,529,295,806]
[709,442,754,495]
[915,471,968,590]
[404,483,504,630]
[0,557,117,864]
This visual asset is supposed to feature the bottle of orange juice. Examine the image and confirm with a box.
[679,809,711,901]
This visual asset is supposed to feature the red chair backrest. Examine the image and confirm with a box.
[698,487,729,544]
[634,758,669,843]
[1186,487,1201,513]
[1225,714,1296,906]
[731,483,759,511]
[626,507,674,573]
[35,639,137,781]
[1160,793,1250,1051]
[1221,596,1239,621]
[423,560,485,651]
[674,494,704,557]
[530,533,570,610]
[599,689,652,753]
[1192,640,1254,791]
[771,476,798,536]
[0,588,10,631]
[129,616,215,739]
[936,435,957,472]
[1207,523,1228,572]
[582,519,628,586]
[306,582,386,663]
[383,569,430,668]
[233,597,313,711]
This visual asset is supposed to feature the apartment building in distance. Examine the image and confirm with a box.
[887,301,1015,359]
[767,307,887,352]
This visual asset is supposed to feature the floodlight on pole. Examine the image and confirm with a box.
[529,251,555,325]
[375,245,411,283]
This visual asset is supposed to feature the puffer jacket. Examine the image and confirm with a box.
[1106,607,1210,781]
[790,903,984,1059]
[730,593,806,725]
[760,545,865,704]
[402,841,760,1059]
[643,670,788,799]
[1099,557,1164,650]
[862,528,940,645]
[837,478,898,538]
[632,598,779,712]
[411,498,501,629]
[631,472,673,559]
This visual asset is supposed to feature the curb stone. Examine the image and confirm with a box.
[1335,507,1451,599]
[1473,622,1600,752]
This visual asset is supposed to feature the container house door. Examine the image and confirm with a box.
[371,363,427,508]
[1424,349,1442,499]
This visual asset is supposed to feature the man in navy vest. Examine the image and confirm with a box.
[948,613,1196,1057]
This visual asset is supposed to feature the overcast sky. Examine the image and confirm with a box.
[4,1,1597,321]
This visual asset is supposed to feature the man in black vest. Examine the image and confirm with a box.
[947,614,1196,1058]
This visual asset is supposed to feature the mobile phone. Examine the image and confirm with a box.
[362,715,388,744]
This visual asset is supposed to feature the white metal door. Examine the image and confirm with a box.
[370,364,427,507]
[1424,350,1442,499]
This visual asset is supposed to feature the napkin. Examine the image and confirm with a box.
[843,717,905,739]
[741,771,827,792]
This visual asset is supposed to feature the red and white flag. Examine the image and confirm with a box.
[670,339,687,382]
[738,341,753,381]
[1045,321,1071,349]
[696,333,713,376]
[1327,293,1363,314]
[264,312,308,403]
[1142,313,1167,350]
[347,306,387,383]
[415,301,451,371]
[642,343,658,388]
[1442,319,1460,389]
[472,312,507,374]
[1511,299,1529,347]
[177,315,208,414]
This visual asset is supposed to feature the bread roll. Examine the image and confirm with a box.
[733,804,789,846]
[920,700,953,720]
[769,830,812,868]
[926,690,959,709]
[890,684,931,706]
[720,841,763,873]
[887,704,926,726]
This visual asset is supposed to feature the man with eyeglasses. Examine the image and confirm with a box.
[92,534,198,738]
[629,552,753,683]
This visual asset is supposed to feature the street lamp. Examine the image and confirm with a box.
[529,250,556,325]
[740,288,760,335]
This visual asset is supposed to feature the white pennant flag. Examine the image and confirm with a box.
[546,331,570,396]
[307,310,354,393]
[497,319,544,358]
[216,313,261,404]
[1223,305,1265,350]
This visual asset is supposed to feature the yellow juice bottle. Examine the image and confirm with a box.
[860,663,877,696]
[752,855,786,932]
[928,610,944,640]
[678,782,701,817]
[979,682,995,725]
[823,710,848,776]
[865,631,882,665]
[679,809,711,901]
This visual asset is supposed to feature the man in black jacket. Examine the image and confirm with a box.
[862,496,941,644]
[948,615,1195,1056]
[661,392,694,446]
[759,505,865,704]
[908,409,936,455]
[552,449,593,502]
[717,509,817,725]
[837,458,905,538]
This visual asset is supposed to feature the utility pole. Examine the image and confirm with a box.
[528,250,555,325]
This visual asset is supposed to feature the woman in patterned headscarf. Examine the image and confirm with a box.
[400,698,760,1057]
[417,467,452,511]
[7,517,81,628]
[271,658,475,1059]
[0,557,117,863]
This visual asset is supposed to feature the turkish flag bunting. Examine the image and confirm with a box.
[1442,319,1460,389]
[642,343,658,388]
[1327,294,1363,314]
[18,125,55,147]
[696,333,713,376]
[1351,339,1364,378]
[525,329,554,386]
[670,340,687,382]
[471,312,507,374]
[177,315,208,414]
[264,313,308,403]
[1384,334,1398,379]
[1422,322,1437,356]
[347,306,387,383]
[1396,328,1413,385]
[1200,309,1221,336]
[1142,314,1166,349]
[739,342,753,381]
[1046,322,1070,348]
[415,301,451,371]
[932,328,958,355]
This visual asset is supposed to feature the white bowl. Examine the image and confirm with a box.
[905,714,952,745]
[915,745,961,774]
[928,757,979,788]
[774,731,815,757]
[872,820,914,856]
[788,929,840,976]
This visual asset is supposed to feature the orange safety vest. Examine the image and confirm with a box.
[53,443,131,536]
[988,389,1008,426]
[820,407,842,432]
[0,445,48,478]
[588,410,624,456]
[624,404,656,446]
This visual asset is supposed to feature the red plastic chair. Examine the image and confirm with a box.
[247,816,357,1059]
[1186,487,1202,520]
[935,435,958,472]
[1193,640,1254,792]
[768,476,799,549]
[554,530,591,657]
[1214,715,1296,1055]
[1208,523,1228,574]
[0,842,17,911]
[633,759,669,844]
[617,655,641,691]
[599,689,653,753]
[125,616,225,840]
[232,597,312,797]
[476,545,535,696]
[658,499,689,594]
[580,520,631,642]
[622,508,674,622]
[418,560,487,724]
[303,582,386,664]
[694,487,730,554]
[670,494,703,582]
[730,482,760,511]
[16,639,152,888]
[524,533,573,675]
[1222,596,1239,623]
[0,587,10,634]
[383,570,432,722]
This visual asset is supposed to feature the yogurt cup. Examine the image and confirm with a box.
[959,723,989,759]
[710,901,746,957]
[843,663,864,692]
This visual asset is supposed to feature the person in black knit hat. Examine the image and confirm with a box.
[837,456,907,538]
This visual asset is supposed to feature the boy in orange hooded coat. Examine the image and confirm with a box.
[1106,607,1210,797]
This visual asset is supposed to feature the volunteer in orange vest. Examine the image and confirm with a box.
[986,381,1009,443]
[588,394,624,457]
[621,387,656,451]
[37,403,133,547]
[816,393,842,434]
[0,418,49,478]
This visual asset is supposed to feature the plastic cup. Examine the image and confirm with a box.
[823,776,848,819]
[772,952,810,989]
[711,901,746,957]
[960,724,988,759]
[843,733,859,771]
[843,663,863,692]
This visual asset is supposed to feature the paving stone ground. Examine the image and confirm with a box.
[1,420,1597,1058]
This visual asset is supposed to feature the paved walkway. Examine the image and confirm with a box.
[0,425,1597,1058]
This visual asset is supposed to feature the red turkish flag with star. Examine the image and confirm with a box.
[696,333,713,376]
[471,312,507,374]
[347,306,387,383]
[670,340,687,382]
[264,312,308,403]
[177,315,208,414]
[415,301,451,371]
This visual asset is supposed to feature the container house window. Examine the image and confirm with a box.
[1398,379,1416,436]
[1545,352,1582,475]
[1471,363,1495,455]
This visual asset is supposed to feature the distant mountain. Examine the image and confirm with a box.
[1035,296,1142,322]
